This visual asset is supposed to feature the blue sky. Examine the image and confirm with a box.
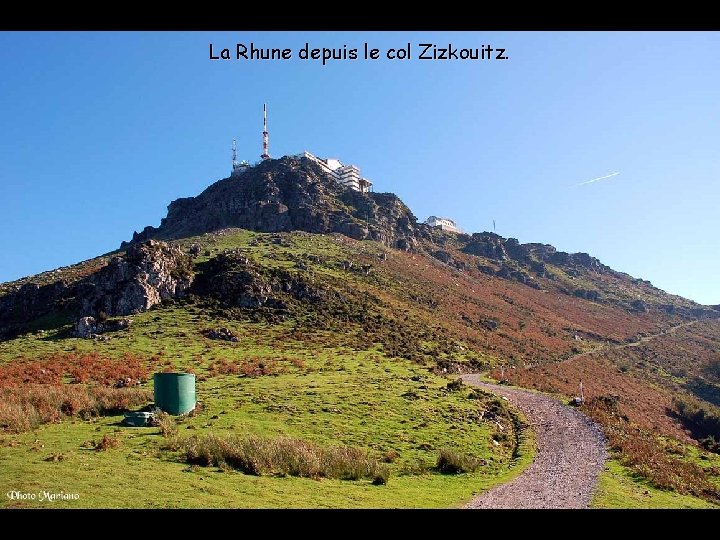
[0,31,718,304]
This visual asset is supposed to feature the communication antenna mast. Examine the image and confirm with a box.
[261,103,270,160]
[232,138,239,170]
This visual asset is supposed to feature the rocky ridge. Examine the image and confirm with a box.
[1,155,717,338]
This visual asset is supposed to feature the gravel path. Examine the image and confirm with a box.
[461,374,608,509]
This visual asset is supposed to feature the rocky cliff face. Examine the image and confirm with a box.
[77,241,193,317]
[123,156,420,250]
[0,238,347,336]
[0,240,192,336]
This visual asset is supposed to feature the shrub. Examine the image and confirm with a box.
[585,395,717,498]
[288,358,306,369]
[207,357,279,378]
[181,434,388,482]
[701,436,720,454]
[672,396,720,443]
[207,359,242,376]
[94,433,121,451]
[240,359,277,378]
[382,450,400,463]
[435,448,485,474]
[372,468,389,485]
[153,410,178,438]
[0,353,148,388]
[0,385,151,433]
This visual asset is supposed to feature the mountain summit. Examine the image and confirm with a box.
[2,153,717,339]
[117,153,717,320]
[123,156,420,250]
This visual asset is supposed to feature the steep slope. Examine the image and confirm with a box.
[120,155,716,322]
[4,155,716,343]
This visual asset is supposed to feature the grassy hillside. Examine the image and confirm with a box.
[0,230,534,508]
[0,228,718,508]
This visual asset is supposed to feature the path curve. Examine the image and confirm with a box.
[461,375,608,509]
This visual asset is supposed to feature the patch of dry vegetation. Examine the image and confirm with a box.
[178,434,389,484]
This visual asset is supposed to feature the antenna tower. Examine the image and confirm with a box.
[261,103,270,160]
[232,139,239,170]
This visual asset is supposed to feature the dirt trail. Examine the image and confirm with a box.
[461,375,607,509]
[568,320,699,363]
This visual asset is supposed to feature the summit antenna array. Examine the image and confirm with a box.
[261,103,270,160]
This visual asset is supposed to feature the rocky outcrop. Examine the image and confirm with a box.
[192,252,283,310]
[477,264,496,275]
[74,316,97,338]
[574,289,600,302]
[0,279,72,333]
[461,233,609,278]
[529,260,547,278]
[191,250,340,311]
[78,240,193,317]
[430,250,468,271]
[463,233,509,260]
[122,156,421,250]
[73,316,132,338]
[0,240,192,334]
[495,265,539,289]
[433,250,453,264]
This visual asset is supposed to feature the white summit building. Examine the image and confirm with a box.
[295,151,373,194]
[426,216,460,233]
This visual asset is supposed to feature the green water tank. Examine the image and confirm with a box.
[153,372,196,415]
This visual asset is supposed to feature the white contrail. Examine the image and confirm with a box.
[572,171,620,187]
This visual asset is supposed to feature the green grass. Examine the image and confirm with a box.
[3,228,709,509]
[591,460,718,509]
[0,333,531,507]
[0,421,525,508]
[0,230,534,509]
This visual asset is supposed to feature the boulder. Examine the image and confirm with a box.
[202,327,239,342]
[480,318,500,331]
[574,289,600,302]
[433,250,453,264]
[74,316,97,338]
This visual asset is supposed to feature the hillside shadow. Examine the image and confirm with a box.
[684,377,720,407]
